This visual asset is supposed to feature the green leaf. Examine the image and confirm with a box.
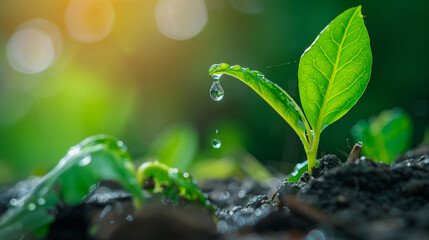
[298,6,372,132]
[286,159,320,182]
[209,63,310,148]
[137,161,213,211]
[351,108,413,164]
[0,135,144,239]
[147,124,198,171]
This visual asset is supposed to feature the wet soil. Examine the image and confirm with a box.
[1,143,429,240]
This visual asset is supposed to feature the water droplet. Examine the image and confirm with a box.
[237,190,246,198]
[68,146,80,156]
[9,198,18,206]
[37,198,46,205]
[217,220,229,234]
[78,155,91,167]
[110,220,115,224]
[215,129,219,134]
[210,80,224,101]
[126,215,133,221]
[255,209,262,216]
[99,205,112,219]
[183,172,189,178]
[306,229,326,240]
[212,139,221,149]
[27,203,36,211]
[171,168,179,174]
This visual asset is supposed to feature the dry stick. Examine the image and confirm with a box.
[346,142,363,164]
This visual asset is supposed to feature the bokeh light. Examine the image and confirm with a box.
[156,0,208,40]
[65,0,115,43]
[6,28,55,74]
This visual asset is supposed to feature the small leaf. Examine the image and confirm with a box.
[209,63,309,146]
[351,108,413,164]
[299,6,372,132]
[286,159,320,182]
[137,161,213,211]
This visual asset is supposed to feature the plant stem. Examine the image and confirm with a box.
[307,131,320,174]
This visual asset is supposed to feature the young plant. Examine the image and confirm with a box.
[351,108,413,164]
[209,6,372,173]
[137,161,213,211]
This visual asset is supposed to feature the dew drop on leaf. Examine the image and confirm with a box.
[27,203,36,211]
[78,155,92,167]
[212,139,221,148]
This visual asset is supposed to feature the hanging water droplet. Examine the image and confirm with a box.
[212,139,221,149]
[210,80,224,101]
[27,203,36,211]
[78,155,92,167]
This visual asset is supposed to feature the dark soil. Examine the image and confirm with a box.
[1,143,429,240]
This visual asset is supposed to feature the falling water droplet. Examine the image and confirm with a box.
[78,155,92,167]
[27,203,36,211]
[212,139,221,149]
[210,80,224,101]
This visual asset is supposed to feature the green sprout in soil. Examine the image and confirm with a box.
[352,108,413,164]
[0,135,210,239]
[209,6,372,174]
[137,161,213,211]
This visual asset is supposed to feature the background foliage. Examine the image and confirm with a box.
[0,0,428,183]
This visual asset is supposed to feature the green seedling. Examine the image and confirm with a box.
[351,108,413,164]
[137,161,213,211]
[209,6,372,174]
[0,135,211,239]
[0,135,144,240]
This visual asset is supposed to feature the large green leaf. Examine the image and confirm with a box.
[351,108,413,164]
[209,63,310,148]
[298,6,372,132]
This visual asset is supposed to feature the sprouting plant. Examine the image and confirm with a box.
[0,135,211,239]
[351,108,413,164]
[0,135,144,240]
[209,6,372,174]
[137,161,213,211]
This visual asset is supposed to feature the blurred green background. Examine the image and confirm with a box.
[0,0,428,183]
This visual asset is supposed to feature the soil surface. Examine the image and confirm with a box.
[1,143,429,240]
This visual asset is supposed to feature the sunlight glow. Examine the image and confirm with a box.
[156,0,208,40]
[65,0,115,43]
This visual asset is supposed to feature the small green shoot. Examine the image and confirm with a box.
[137,161,213,211]
[351,108,413,164]
[209,6,372,174]
[0,135,144,239]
